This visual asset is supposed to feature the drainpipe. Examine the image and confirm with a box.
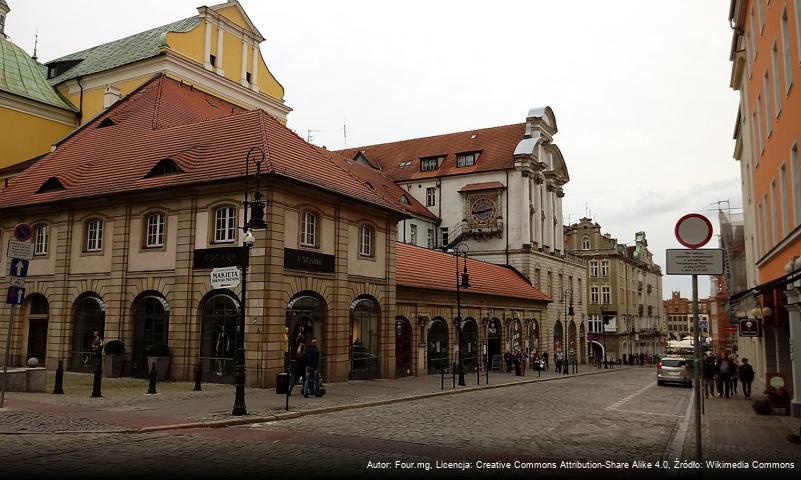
[76,76,84,123]
[505,170,510,265]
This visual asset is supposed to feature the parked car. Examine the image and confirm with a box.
[657,357,692,387]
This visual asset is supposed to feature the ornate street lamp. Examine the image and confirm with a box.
[450,244,470,386]
[232,147,267,416]
[601,302,609,369]
[563,288,574,375]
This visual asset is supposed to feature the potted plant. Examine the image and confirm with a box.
[102,340,126,378]
[146,341,171,381]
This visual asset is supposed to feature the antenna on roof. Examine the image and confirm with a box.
[32,29,39,61]
[343,120,347,149]
[307,129,320,144]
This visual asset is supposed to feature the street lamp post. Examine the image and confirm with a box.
[601,303,609,369]
[451,244,470,387]
[231,147,267,417]
[563,288,573,375]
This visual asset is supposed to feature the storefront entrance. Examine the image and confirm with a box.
[395,317,412,377]
[427,318,449,372]
[487,318,501,369]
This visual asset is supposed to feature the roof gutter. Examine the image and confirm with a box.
[76,75,84,123]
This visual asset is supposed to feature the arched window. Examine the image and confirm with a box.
[213,206,236,243]
[200,292,240,383]
[581,236,590,250]
[350,297,380,379]
[427,318,449,372]
[34,224,49,256]
[85,218,104,252]
[70,294,105,371]
[300,211,317,247]
[359,224,373,257]
[461,318,478,372]
[145,213,166,248]
[132,293,170,377]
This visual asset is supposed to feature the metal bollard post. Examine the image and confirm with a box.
[146,361,158,395]
[53,360,65,394]
[452,363,456,389]
[486,361,489,385]
[477,363,480,386]
[441,368,445,390]
[193,360,202,391]
[90,354,103,398]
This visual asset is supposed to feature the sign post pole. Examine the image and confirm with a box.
[1,305,14,409]
[692,274,702,462]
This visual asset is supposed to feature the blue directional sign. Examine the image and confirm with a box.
[9,258,29,278]
[6,286,25,305]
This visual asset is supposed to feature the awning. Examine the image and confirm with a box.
[728,268,801,302]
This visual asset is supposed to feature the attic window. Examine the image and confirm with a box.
[36,177,65,194]
[365,182,375,191]
[420,157,440,172]
[145,159,183,178]
[398,161,413,168]
[456,152,478,167]
[399,194,410,204]
[98,118,115,128]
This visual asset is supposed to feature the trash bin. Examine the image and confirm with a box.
[276,372,289,394]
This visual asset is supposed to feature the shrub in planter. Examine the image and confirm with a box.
[752,399,772,415]
[102,340,126,378]
[146,341,171,381]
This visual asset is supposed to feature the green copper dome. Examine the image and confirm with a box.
[0,35,76,111]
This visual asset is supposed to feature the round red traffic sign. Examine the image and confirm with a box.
[13,223,33,242]
[674,214,713,249]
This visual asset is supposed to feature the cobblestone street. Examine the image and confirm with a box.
[4,368,797,478]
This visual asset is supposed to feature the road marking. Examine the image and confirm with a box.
[664,388,694,461]
[605,381,657,411]
[611,409,684,418]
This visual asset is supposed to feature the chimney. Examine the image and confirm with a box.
[103,85,121,109]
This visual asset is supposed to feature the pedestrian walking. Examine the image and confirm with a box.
[303,339,321,397]
[738,358,755,399]
[729,357,740,396]
[639,352,645,367]
[91,330,103,364]
[555,351,563,373]
[542,352,549,371]
[702,354,716,398]
[717,355,732,398]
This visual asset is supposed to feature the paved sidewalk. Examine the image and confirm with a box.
[681,390,801,463]
[0,363,625,434]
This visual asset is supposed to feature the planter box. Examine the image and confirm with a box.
[102,354,126,378]
[146,356,170,381]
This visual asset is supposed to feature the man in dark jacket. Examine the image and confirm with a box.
[303,340,321,398]
[738,357,755,399]
[702,354,716,398]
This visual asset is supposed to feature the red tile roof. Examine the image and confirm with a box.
[337,123,526,182]
[458,181,506,193]
[396,242,551,302]
[0,75,411,217]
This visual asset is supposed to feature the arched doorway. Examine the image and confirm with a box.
[462,318,478,372]
[199,291,239,384]
[589,340,605,366]
[395,317,412,377]
[553,320,563,355]
[286,293,327,379]
[568,321,577,355]
[487,318,502,369]
[579,323,586,364]
[509,319,522,353]
[132,293,170,378]
[427,317,448,372]
[529,319,540,354]
[350,297,380,380]
[26,294,49,367]
[70,293,106,372]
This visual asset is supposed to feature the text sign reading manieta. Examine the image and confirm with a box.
[210,266,241,289]
[666,249,724,275]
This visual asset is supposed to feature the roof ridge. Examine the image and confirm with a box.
[340,122,525,152]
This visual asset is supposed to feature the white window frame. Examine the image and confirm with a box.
[34,224,48,256]
[420,157,439,172]
[410,224,418,245]
[771,41,782,116]
[359,224,373,256]
[581,236,590,250]
[602,286,611,305]
[590,286,599,304]
[771,180,779,244]
[589,261,598,277]
[792,143,801,228]
[300,211,317,247]
[757,95,765,152]
[751,8,759,59]
[764,73,773,134]
[214,206,237,244]
[427,228,434,248]
[86,219,103,252]
[601,260,609,277]
[780,163,789,235]
[782,8,794,92]
[425,187,436,207]
[456,152,477,167]
[758,0,765,32]
[796,0,801,65]
[145,213,166,248]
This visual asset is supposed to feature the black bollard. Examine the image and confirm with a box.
[53,360,65,394]
[146,361,158,395]
[452,363,456,389]
[90,354,103,398]
[477,363,480,386]
[441,368,445,390]
[193,361,202,391]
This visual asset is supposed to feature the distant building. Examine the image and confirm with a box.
[663,292,710,343]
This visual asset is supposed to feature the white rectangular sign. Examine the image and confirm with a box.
[9,277,25,288]
[7,240,34,261]
[210,266,241,289]
[666,249,724,275]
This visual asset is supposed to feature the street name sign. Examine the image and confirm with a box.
[666,249,724,275]
[739,318,760,337]
[7,240,34,260]
[210,266,241,289]
[9,258,29,278]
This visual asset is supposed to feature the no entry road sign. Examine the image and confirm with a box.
[675,214,713,249]
[13,223,32,242]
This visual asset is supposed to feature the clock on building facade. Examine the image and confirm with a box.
[470,197,497,224]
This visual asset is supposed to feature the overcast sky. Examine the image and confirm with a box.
[6,0,741,300]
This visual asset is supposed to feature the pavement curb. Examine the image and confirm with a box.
[1,366,634,435]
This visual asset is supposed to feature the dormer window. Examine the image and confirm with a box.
[456,152,478,167]
[36,177,65,194]
[420,157,440,172]
[581,236,590,250]
[145,159,183,178]
[399,194,409,205]
[98,118,115,128]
